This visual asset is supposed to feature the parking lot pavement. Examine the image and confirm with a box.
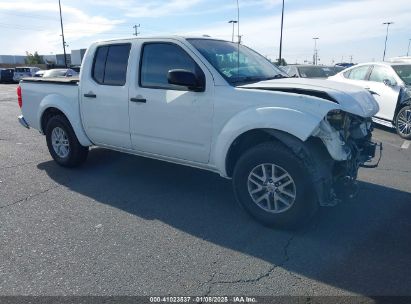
[0,83,410,297]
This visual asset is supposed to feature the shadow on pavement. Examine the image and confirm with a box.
[38,148,411,295]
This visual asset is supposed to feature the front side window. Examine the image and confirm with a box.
[188,39,288,85]
[369,66,396,83]
[140,43,202,90]
[347,65,370,80]
[92,44,131,86]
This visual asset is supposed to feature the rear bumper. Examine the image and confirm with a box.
[18,115,30,129]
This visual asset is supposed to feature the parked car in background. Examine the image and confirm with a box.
[13,67,41,82]
[34,70,46,77]
[329,62,411,139]
[42,69,78,78]
[335,63,356,68]
[70,66,81,73]
[282,65,345,79]
[16,36,380,227]
[389,57,411,64]
[0,68,15,83]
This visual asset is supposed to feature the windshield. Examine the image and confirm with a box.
[15,68,30,73]
[297,66,328,78]
[188,39,288,85]
[322,66,345,77]
[392,65,411,85]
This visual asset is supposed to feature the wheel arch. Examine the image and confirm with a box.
[212,106,327,178]
[38,95,92,147]
[225,128,335,206]
[394,90,411,119]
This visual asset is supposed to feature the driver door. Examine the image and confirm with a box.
[366,65,401,121]
[128,40,214,164]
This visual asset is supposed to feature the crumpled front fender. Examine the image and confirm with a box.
[212,106,335,177]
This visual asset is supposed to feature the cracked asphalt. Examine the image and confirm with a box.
[1,83,411,297]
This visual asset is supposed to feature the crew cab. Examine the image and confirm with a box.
[17,36,381,228]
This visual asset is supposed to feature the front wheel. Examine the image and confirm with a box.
[45,115,89,167]
[395,106,411,140]
[232,142,318,229]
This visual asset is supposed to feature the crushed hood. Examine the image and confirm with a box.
[239,78,379,118]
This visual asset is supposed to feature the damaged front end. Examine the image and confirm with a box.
[312,110,382,205]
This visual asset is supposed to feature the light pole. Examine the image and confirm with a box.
[278,0,285,65]
[382,22,393,61]
[313,37,319,65]
[236,0,240,43]
[58,0,67,68]
[407,39,411,57]
[228,20,238,42]
[133,24,140,37]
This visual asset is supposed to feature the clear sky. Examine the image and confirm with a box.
[0,0,410,64]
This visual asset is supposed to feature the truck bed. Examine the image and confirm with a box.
[22,77,79,85]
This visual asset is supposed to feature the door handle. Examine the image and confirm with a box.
[130,97,147,103]
[365,88,379,96]
[84,93,97,98]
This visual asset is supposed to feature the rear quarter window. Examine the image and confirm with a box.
[347,65,370,80]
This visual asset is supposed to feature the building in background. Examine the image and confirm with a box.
[71,49,87,66]
[0,48,86,67]
[0,55,26,65]
[42,54,71,67]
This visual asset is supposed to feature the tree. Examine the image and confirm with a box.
[25,51,44,64]
[276,58,287,66]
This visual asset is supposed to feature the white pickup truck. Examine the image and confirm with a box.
[17,36,381,227]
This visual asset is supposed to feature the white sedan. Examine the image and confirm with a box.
[329,62,411,139]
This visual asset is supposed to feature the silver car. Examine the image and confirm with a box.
[13,67,40,82]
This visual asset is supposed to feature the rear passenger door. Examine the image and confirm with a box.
[81,43,132,149]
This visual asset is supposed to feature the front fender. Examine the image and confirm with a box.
[212,106,330,177]
[38,94,92,147]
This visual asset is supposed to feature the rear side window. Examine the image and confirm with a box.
[347,65,370,80]
[92,44,131,86]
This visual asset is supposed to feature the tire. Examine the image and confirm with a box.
[395,105,411,140]
[45,115,88,167]
[232,142,318,229]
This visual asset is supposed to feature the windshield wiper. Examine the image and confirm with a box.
[231,74,288,85]
[264,74,288,80]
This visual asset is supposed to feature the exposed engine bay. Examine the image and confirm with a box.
[312,110,382,205]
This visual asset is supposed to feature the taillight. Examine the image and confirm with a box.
[17,85,22,108]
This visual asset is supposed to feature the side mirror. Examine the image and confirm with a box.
[168,69,205,92]
[383,79,396,87]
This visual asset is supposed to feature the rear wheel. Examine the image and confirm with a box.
[45,115,88,167]
[232,142,318,229]
[395,106,411,140]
